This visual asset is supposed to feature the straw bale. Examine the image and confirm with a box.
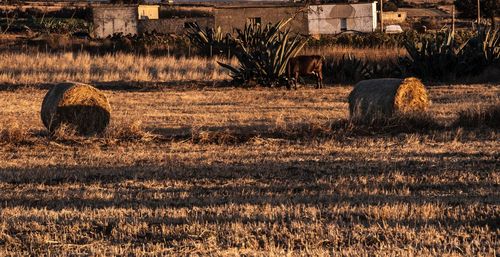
[41,82,111,135]
[348,77,429,121]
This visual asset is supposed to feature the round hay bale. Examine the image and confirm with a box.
[41,82,111,135]
[348,77,429,121]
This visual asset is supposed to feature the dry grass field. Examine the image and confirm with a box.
[303,46,405,61]
[0,48,403,87]
[0,53,235,86]
[0,78,498,255]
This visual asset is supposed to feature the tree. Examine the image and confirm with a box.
[109,0,141,4]
[390,0,405,7]
[384,2,398,12]
[454,0,498,26]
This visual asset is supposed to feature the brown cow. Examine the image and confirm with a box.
[287,55,324,89]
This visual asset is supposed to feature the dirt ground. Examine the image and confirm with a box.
[0,84,498,256]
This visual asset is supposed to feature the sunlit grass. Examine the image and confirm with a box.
[1,52,235,84]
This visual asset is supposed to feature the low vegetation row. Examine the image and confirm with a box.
[186,19,499,86]
[3,27,475,56]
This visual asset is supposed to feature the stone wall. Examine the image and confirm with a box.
[383,11,407,24]
[214,5,308,34]
[93,6,138,38]
[138,17,215,35]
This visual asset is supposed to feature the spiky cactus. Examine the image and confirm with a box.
[323,54,370,83]
[400,30,467,80]
[217,18,308,87]
[185,22,231,57]
[459,26,500,75]
[401,26,499,80]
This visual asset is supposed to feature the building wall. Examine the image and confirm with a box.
[138,5,159,20]
[372,3,378,30]
[308,3,377,34]
[93,6,138,38]
[214,6,308,34]
[138,17,215,35]
[383,11,407,23]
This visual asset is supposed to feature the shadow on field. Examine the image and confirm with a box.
[0,157,496,192]
[0,149,497,230]
[0,140,496,185]
[149,122,336,144]
[1,116,496,148]
[147,118,452,145]
[0,81,229,92]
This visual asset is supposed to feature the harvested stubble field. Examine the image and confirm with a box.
[0,82,498,256]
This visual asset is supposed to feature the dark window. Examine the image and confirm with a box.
[247,17,261,26]
[398,14,402,17]
[340,18,347,31]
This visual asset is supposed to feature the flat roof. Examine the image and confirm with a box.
[213,2,376,9]
[213,2,306,8]
[400,8,450,17]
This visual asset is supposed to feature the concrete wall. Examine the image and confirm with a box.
[214,5,308,34]
[308,3,377,34]
[383,11,407,23]
[138,5,159,20]
[138,17,215,35]
[93,6,138,38]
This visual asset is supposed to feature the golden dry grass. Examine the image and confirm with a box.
[303,46,406,61]
[0,48,403,87]
[0,52,235,85]
[0,84,498,256]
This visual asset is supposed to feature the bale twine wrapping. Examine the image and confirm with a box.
[348,77,429,121]
[41,82,111,135]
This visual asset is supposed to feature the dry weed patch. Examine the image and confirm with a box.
[348,113,443,135]
[454,103,500,129]
[105,120,156,142]
[49,123,80,142]
[0,121,31,145]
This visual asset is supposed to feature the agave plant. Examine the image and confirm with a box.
[323,54,371,83]
[400,30,468,80]
[367,59,403,79]
[217,18,308,87]
[401,26,499,80]
[185,22,231,57]
[459,26,500,75]
[480,27,500,64]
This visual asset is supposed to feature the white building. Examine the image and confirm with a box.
[308,3,378,34]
